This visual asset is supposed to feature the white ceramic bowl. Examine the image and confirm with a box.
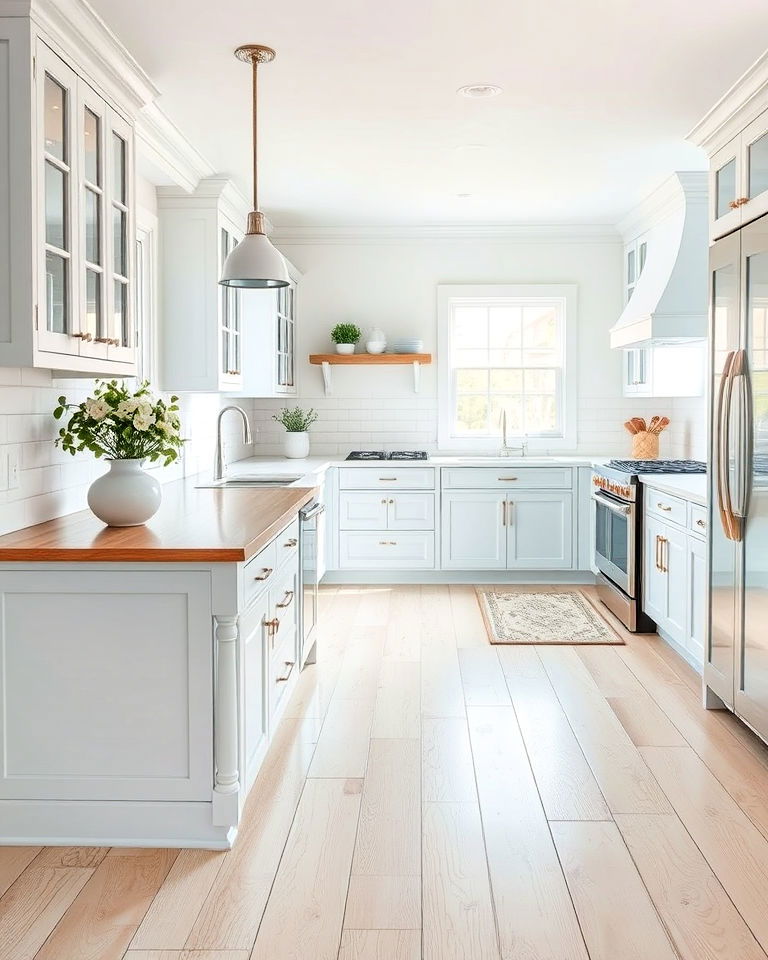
[366,341,386,354]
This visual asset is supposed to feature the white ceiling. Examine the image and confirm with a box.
[92,0,768,226]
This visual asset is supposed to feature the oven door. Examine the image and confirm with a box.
[593,491,635,597]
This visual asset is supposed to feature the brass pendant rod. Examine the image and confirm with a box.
[251,57,259,212]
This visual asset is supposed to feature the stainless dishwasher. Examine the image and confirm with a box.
[299,500,326,666]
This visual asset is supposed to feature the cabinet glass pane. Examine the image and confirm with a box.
[85,188,100,264]
[45,162,66,249]
[742,248,768,712]
[627,248,636,284]
[44,75,66,162]
[113,280,125,344]
[85,269,101,336]
[45,252,68,333]
[222,327,229,374]
[112,132,126,203]
[84,108,100,184]
[113,208,126,276]
[748,132,768,200]
[639,241,647,275]
[716,158,736,219]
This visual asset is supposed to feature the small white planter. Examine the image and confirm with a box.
[87,459,162,527]
[335,343,355,355]
[283,431,310,459]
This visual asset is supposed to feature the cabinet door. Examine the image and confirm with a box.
[663,525,687,645]
[36,43,79,355]
[276,281,296,394]
[506,492,573,569]
[105,107,135,364]
[623,348,651,396]
[388,492,435,530]
[241,591,268,790]
[219,226,242,387]
[686,535,707,666]
[710,137,743,239]
[741,110,768,225]
[338,492,388,530]
[441,492,507,569]
[643,514,667,625]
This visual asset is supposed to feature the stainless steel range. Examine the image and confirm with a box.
[591,459,706,631]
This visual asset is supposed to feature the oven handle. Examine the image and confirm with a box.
[591,492,632,517]
[300,502,326,521]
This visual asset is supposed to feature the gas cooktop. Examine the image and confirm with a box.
[345,450,429,461]
[607,459,706,476]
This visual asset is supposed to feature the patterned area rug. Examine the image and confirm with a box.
[476,589,624,645]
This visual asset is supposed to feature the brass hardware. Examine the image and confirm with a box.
[381,498,387,505]
[284,537,298,548]
[657,503,672,512]
[264,616,280,648]
[379,477,398,481]
[501,500,507,526]
[655,535,662,571]
[276,590,294,608]
[378,540,397,545]
[498,477,518,481]
[389,498,394,504]
[276,659,295,683]
[728,197,749,209]
[696,519,706,528]
[232,45,277,228]
[658,537,668,573]
[94,336,111,343]
[253,567,273,581]
[72,331,92,341]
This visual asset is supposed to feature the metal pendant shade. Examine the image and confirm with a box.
[220,44,289,289]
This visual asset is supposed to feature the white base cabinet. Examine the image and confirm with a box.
[440,492,507,569]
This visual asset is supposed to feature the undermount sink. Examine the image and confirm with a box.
[197,475,303,488]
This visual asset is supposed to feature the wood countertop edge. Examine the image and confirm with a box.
[0,486,317,564]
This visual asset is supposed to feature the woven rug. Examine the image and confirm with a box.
[476,589,624,645]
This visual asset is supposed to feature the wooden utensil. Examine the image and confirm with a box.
[631,417,646,433]
[624,420,640,434]
[655,416,670,433]
[648,415,661,433]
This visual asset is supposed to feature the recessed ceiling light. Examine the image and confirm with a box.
[457,84,502,99]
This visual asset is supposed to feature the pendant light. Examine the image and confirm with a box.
[220,44,289,288]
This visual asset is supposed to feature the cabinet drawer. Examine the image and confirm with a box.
[441,467,573,490]
[275,517,300,569]
[339,531,435,569]
[645,490,687,527]
[267,565,298,655]
[338,468,435,490]
[269,628,298,725]
[688,502,708,538]
[243,540,278,607]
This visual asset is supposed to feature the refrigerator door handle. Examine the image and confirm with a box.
[717,350,740,541]
[740,349,755,520]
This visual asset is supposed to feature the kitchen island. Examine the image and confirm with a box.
[0,477,316,849]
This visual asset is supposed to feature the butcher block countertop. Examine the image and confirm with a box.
[0,478,317,563]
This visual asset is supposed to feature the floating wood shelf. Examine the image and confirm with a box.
[308,353,432,395]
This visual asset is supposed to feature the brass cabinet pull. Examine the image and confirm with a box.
[498,476,518,481]
[254,567,273,581]
[276,660,295,683]
[379,477,398,481]
[94,336,111,343]
[696,518,706,528]
[381,498,387,505]
[657,503,672,512]
[72,331,92,341]
[284,537,298,548]
[655,535,661,571]
[264,616,280,648]
[389,498,394,504]
[657,537,668,573]
[501,500,507,526]
[378,540,397,545]
[276,590,294,608]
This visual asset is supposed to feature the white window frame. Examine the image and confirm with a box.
[437,283,578,452]
[135,207,157,383]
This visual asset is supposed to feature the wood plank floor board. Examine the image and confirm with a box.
[421,644,466,719]
[641,745,768,953]
[467,705,590,960]
[539,646,672,814]
[422,801,500,960]
[457,647,511,706]
[616,813,768,960]
[126,951,250,959]
[338,929,421,960]
[382,586,422,662]
[552,820,679,960]
[33,848,177,960]
[308,696,376,779]
[0,848,42,899]
[419,584,458,654]
[352,738,420,877]
[249,778,363,960]
[31,848,109,869]
[499,646,612,821]
[371,661,421,739]
[422,717,477,802]
[449,584,490,649]
[130,849,228,950]
[343,875,421,929]
[332,627,385,701]
[0,866,94,960]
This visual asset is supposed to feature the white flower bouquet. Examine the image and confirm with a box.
[54,380,184,466]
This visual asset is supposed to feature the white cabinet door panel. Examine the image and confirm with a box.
[643,514,667,626]
[686,535,707,666]
[242,591,268,790]
[388,493,435,530]
[663,525,687,645]
[441,492,507,569]
[339,492,388,530]
[0,570,212,801]
[339,531,435,569]
[507,492,573,569]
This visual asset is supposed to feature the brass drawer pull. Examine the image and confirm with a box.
[657,503,672,512]
[263,616,280,637]
[254,567,273,581]
[498,476,518,481]
[379,477,398,481]
[276,590,294,608]
[284,537,298,548]
[696,519,706,528]
[276,660,295,683]
[501,501,507,526]
[378,540,397,545]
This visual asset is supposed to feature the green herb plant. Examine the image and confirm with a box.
[330,323,361,345]
[272,406,319,433]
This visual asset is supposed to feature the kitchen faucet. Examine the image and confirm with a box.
[214,405,253,481]
[499,409,528,458]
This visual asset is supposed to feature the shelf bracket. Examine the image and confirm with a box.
[321,361,332,396]
[413,361,420,393]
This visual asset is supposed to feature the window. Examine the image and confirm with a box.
[437,284,577,450]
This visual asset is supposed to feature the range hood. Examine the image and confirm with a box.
[610,172,708,349]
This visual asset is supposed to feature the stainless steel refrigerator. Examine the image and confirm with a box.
[706,213,768,741]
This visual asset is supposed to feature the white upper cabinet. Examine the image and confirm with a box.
[710,111,768,240]
[0,18,136,374]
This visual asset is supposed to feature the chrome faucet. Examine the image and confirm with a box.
[214,405,253,481]
[499,409,528,458]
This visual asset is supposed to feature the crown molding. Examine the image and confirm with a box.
[687,48,768,154]
[135,103,215,194]
[616,171,707,241]
[269,223,620,245]
[157,177,260,230]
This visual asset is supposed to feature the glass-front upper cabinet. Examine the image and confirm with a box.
[710,109,768,241]
[220,227,242,384]
[276,281,296,393]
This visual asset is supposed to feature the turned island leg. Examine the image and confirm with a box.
[213,615,240,827]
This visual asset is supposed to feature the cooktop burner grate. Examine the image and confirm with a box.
[345,450,429,461]
[607,459,706,475]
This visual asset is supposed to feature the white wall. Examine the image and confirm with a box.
[246,230,706,459]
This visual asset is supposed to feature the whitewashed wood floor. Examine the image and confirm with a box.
[3,583,768,960]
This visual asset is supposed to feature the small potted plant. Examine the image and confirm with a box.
[54,380,184,527]
[272,406,319,459]
[331,322,361,355]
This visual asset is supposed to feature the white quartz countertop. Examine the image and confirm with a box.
[639,474,708,506]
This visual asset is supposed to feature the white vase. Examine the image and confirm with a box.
[284,431,310,459]
[87,459,162,527]
[335,343,355,354]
